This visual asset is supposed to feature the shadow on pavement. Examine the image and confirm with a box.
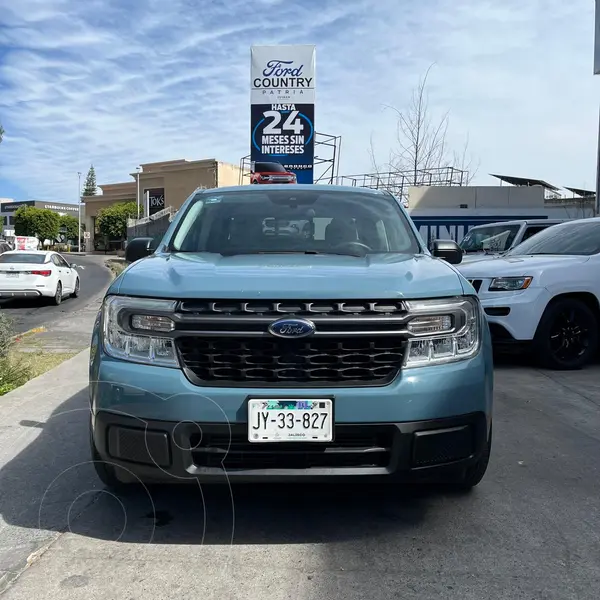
[0,388,439,546]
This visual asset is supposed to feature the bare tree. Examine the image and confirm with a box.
[370,63,477,187]
[452,133,479,185]
[0,123,4,144]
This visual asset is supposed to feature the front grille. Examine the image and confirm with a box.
[174,299,409,387]
[178,299,406,317]
[467,279,482,292]
[176,336,406,387]
[190,426,395,470]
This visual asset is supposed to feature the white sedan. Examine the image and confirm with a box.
[0,250,80,305]
[458,218,600,370]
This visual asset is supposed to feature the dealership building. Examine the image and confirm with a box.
[82,158,246,247]
[0,199,81,238]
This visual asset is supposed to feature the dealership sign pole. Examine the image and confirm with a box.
[595,0,600,215]
[251,45,316,184]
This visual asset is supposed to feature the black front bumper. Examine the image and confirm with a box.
[92,411,489,484]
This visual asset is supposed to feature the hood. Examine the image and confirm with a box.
[457,254,591,278]
[112,252,465,299]
[460,252,505,264]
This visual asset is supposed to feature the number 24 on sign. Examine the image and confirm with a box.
[262,110,305,135]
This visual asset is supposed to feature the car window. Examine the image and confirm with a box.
[520,225,550,242]
[170,189,420,256]
[0,253,47,264]
[459,224,521,253]
[507,220,600,256]
[55,254,69,268]
[50,255,61,266]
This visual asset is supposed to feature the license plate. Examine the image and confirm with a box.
[5,273,18,278]
[248,399,333,443]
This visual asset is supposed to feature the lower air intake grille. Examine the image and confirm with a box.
[191,427,395,470]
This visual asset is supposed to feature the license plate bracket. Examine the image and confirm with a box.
[247,398,334,443]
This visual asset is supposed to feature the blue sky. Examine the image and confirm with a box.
[0,0,597,202]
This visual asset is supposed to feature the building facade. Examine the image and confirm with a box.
[82,158,246,248]
[1,199,81,238]
[408,185,595,243]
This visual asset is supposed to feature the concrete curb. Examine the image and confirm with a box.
[11,326,47,342]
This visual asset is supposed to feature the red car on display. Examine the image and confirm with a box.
[250,161,297,184]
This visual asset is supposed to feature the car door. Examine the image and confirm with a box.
[50,254,69,292]
[56,254,75,292]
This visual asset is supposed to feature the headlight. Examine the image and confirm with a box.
[102,296,179,367]
[404,296,482,366]
[489,277,532,291]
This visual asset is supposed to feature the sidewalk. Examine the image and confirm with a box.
[0,350,91,593]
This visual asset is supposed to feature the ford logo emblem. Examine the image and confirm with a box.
[268,318,316,339]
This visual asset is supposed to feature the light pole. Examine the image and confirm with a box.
[136,166,142,219]
[595,0,600,216]
[77,171,82,253]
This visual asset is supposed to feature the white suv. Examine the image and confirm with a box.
[458,218,599,370]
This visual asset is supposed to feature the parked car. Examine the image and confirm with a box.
[90,184,493,492]
[250,161,297,184]
[458,218,600,369]
[458,219,566,262]
[0,250,80,304]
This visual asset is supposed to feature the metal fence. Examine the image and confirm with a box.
[126,206,177,245]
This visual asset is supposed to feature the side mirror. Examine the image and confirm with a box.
[432,239,463,265]
[125,237,156,263]
[69,263,78,269]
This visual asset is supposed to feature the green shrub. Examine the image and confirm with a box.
[0,314,32,395]
[0,313,14,358]
[0,357,32,395]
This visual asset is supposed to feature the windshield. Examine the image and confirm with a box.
[170,189,421,256]
[459,224,521,253]
[254,162,287,173]
[0,253,47,264]
[507,220,600,256]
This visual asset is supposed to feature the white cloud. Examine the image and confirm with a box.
[0,0,597,200]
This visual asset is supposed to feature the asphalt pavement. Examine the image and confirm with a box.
[0,352,599,599]
[0,255,113,335]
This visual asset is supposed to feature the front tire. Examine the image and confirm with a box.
[71,277,80,298]
[532,298,598,370]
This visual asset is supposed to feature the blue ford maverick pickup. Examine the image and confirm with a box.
[89,185,493,491]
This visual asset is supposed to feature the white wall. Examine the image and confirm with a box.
[408,185,546,209]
